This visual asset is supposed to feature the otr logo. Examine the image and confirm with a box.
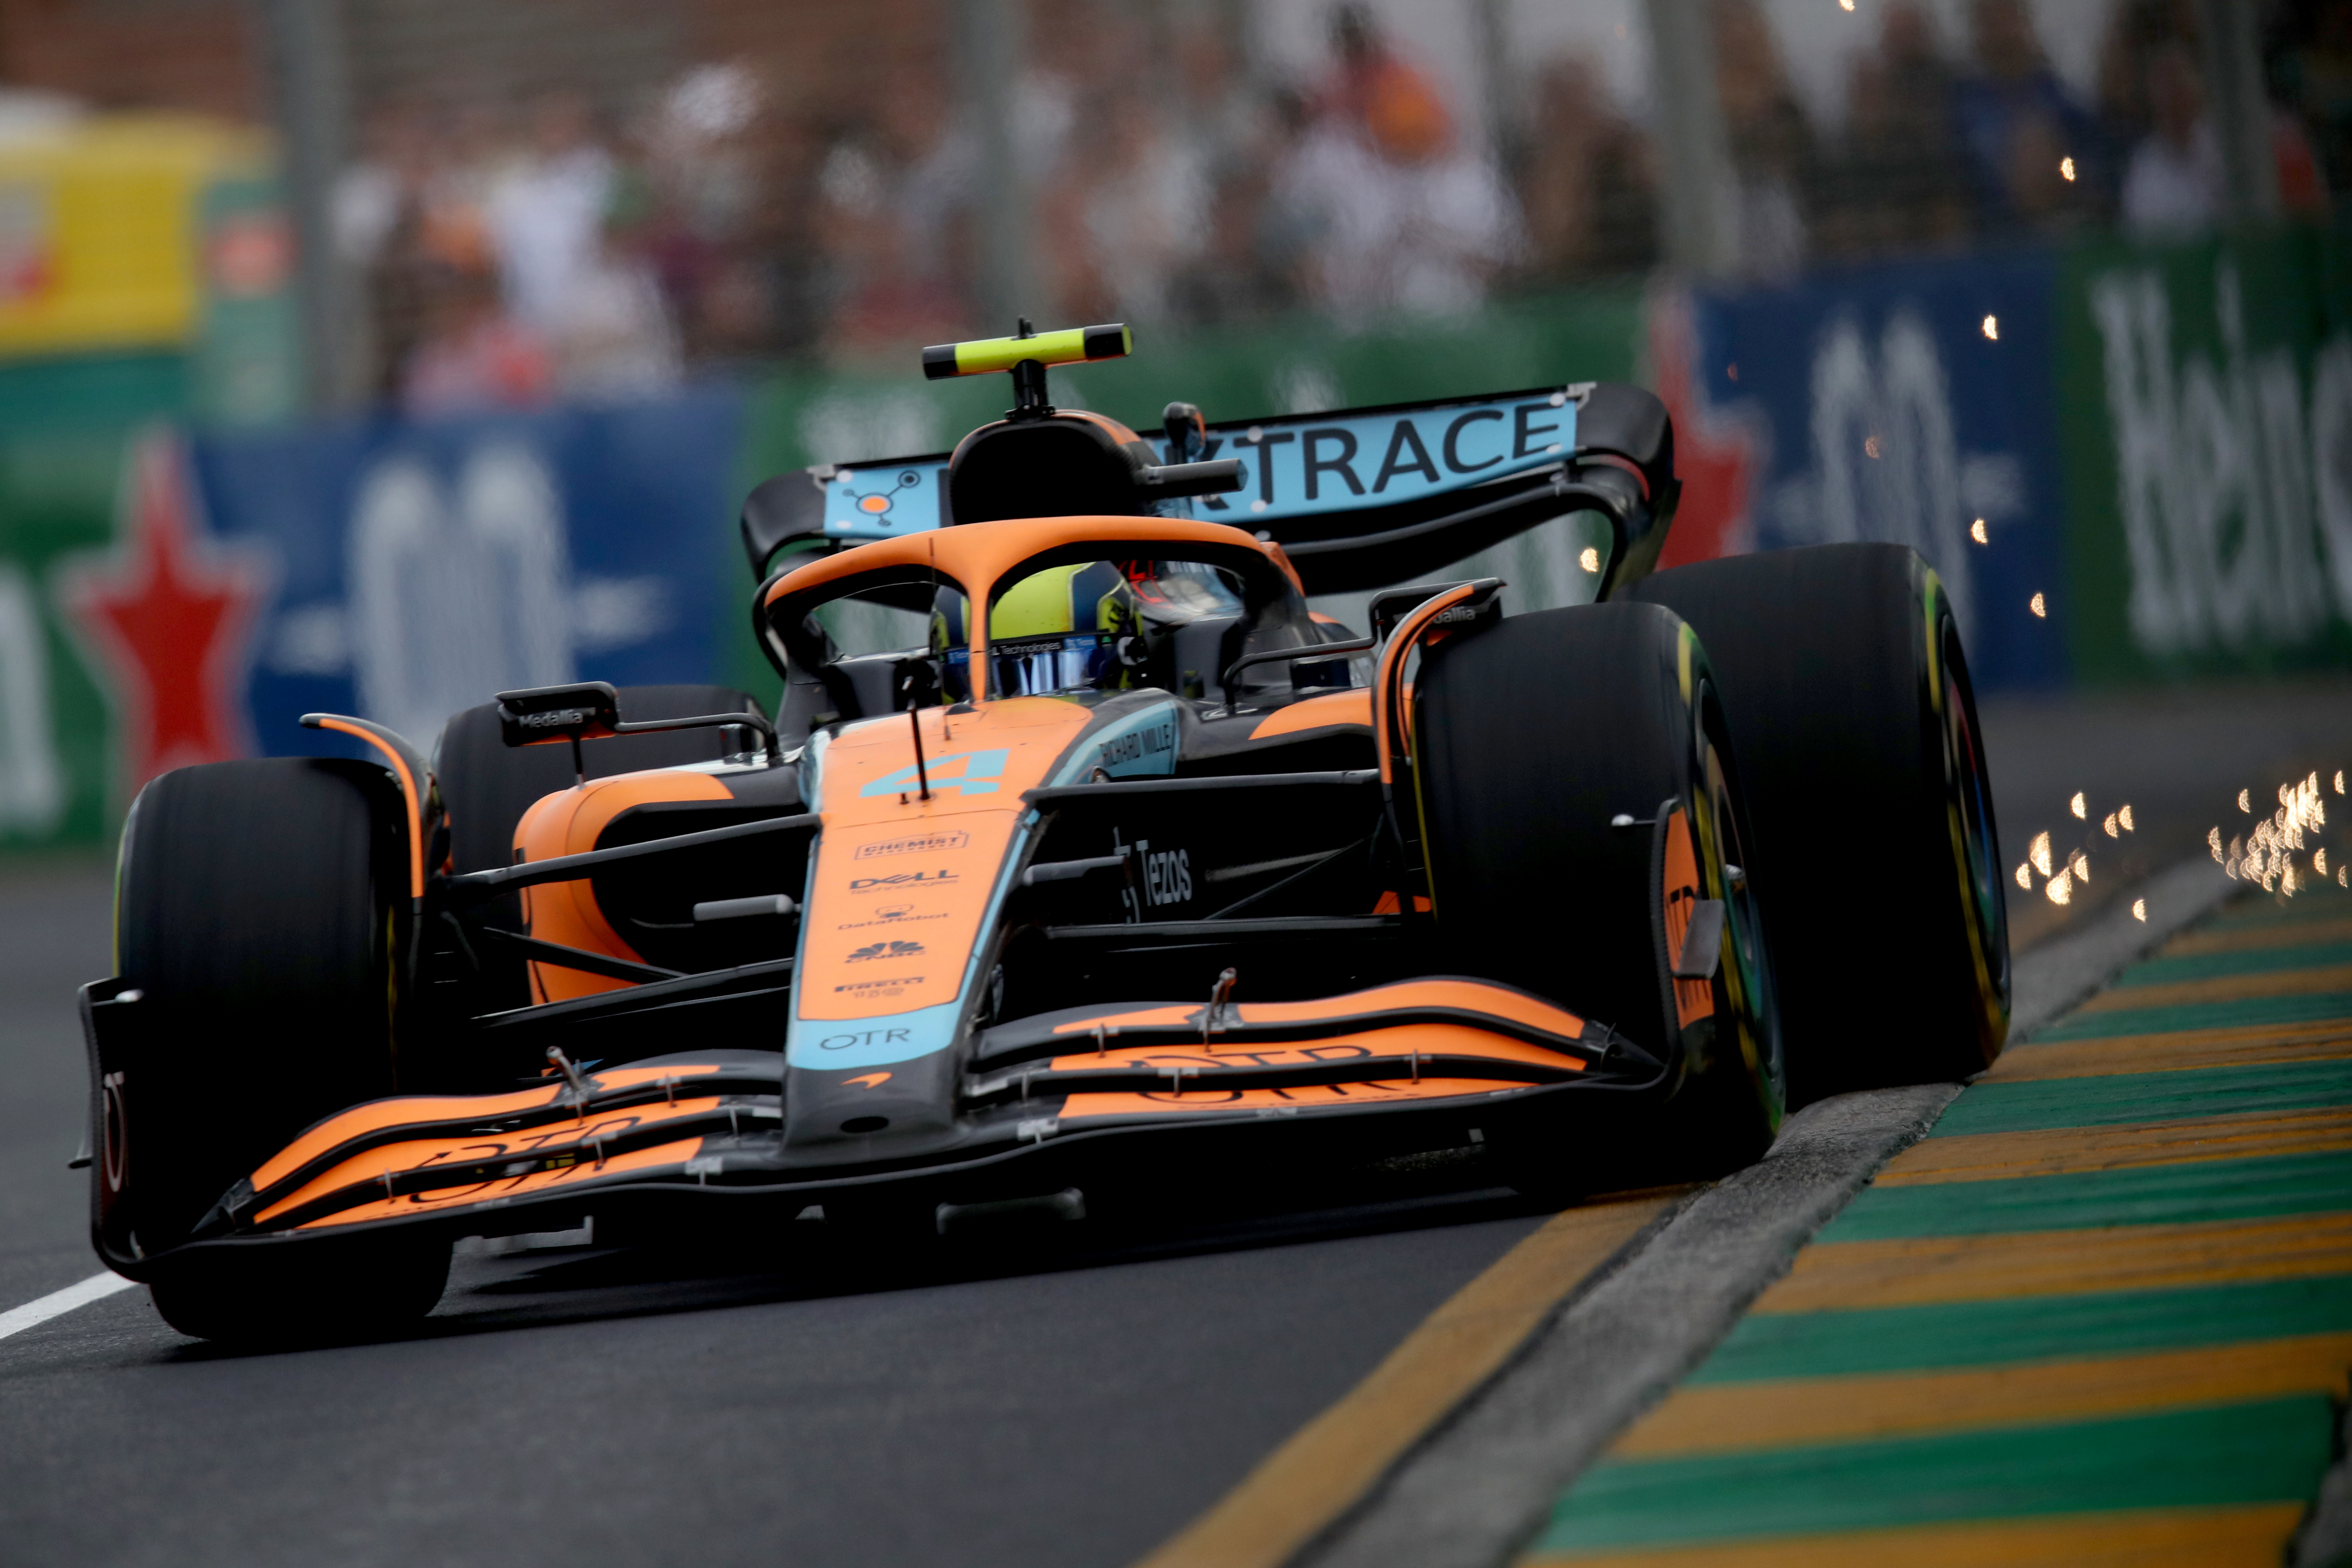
[818,1028,913,1051]
[861,748,1008,799]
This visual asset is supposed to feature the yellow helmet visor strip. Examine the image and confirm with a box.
[922,324,1132,380]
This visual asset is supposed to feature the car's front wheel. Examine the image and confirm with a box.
[113,756,448,1341]
[1413,602,1782,1199]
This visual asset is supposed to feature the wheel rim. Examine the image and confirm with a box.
[1942,623,2011,1035]
[1697,694,1783,1126]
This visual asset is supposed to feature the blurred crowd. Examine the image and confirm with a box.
[1696,0,2341,281]
[325,0,2352,412]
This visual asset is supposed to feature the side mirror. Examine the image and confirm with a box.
[496,682,621,748]
[494,680,783,772]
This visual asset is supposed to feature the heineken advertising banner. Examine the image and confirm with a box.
[0,355,190,849]
[29,391,747,845]
[2055,229,2352,682]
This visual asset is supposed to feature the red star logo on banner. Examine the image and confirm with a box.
[58,429,273,800]
[1648,290,1764,570]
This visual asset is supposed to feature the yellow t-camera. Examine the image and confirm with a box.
[922,323,1131,380]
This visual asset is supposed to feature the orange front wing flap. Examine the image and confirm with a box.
[962,1023,1586,1109]
[969,977,1629,1074]
[1058,1078,1540,1122]
[252,1098,759,1233]
[244,1061,744,1192]
[294,1136,716,1232]
[961,978,1651,1120]
[215,1059,783,1237]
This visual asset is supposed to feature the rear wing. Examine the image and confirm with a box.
[740,380,1678,597]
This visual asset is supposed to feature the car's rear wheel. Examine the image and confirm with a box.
[115,756,448,1341]
[1629,544,2009,1103]
[1414,602,1782,1199]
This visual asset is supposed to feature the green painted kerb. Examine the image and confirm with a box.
[2115,941,2352,987]
[1530,1396,2334,1554]
[1691,1271,2352,1385]
[2031,991,2352,1041]
[1929,1060,2352,1136]
[1821,1148,2352,1241]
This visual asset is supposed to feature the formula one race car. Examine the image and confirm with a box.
[80,322,2010,1341]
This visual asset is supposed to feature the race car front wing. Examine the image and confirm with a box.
[81,974,1665,1269]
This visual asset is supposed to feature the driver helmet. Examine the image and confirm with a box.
[933,560,1143,699]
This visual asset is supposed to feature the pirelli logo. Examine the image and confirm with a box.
[856,830,970,859]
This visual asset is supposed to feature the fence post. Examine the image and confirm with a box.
[1642,0,1737,278]
[1471,0,1522,177]
[959,0,1040,332]
[257,0,358,411]
[2197,0,2281,223]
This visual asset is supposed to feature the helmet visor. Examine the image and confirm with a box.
[945,631,1120,699]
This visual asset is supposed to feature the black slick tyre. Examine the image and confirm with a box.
[1629,544,2009,1103]
[115,756,447,1341]
[1413,602,1782,1196]
[147,1234,452,1345]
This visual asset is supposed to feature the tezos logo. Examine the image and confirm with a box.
[847,939,925,962]
[1119,836,1193,913]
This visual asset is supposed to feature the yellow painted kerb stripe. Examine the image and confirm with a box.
[1752,1216,2352,1314]
[1133,1191,1681,1568]
[2163,915,2352,956]
[2081,961,2352,1011]
[1877,1105,2352,1185]
[1987,1021,2352,1081]
[1611,1331,2352,1458]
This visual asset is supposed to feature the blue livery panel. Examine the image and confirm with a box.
[823,460,951,540]
[817,390,1580,541]
[1180,390,1579,523]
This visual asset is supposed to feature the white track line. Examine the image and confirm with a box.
[0,1272,137,1342]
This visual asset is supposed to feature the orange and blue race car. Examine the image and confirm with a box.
[79,322,2011,1341]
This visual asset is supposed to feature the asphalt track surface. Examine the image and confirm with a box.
[2,679,2349,1568]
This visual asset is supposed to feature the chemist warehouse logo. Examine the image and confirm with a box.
[856,830,969,858]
